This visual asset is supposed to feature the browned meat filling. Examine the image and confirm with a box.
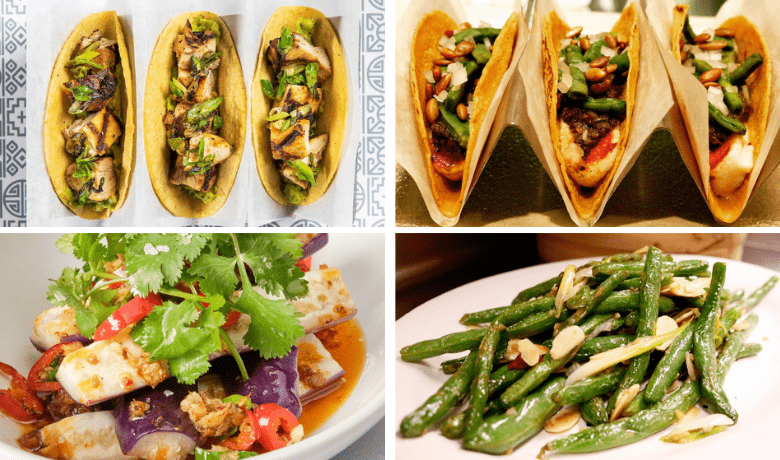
[560,106,621,154]
[429,122,465,182]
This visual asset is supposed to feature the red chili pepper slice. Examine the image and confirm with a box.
[27,343,83,393]
[219,408,259,451]
[710,135,735,170]
[583,132,617,164]
[253,403,301,451]
[223,310,242,329]
[0,362,44,422]
[295,257,312,272]
[94,293,164,341]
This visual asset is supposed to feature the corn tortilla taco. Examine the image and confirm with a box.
[44,11,135,219]
[252,6,348,206]
[671,5,771,224]
[544,5,639,221]
[410,11,519,218]
[144,11,246,218]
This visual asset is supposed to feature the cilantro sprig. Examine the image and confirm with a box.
[48,233,308,384]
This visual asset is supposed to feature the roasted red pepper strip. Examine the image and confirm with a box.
[94,293,164,341]
[27,343,83,393]
[710,135,734,169]
[583,131,616,164]
[254,403,301,451]
[220,408,259,451]
[0,362,44,422]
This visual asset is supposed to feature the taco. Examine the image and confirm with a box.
[44,11,135,219]
[411,11,519,218]
[543,5,639,221]
[671,5,771,223]
[253,6,348,206]
[144,12,246,218]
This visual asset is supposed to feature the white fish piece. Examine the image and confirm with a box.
[30,305,80,351]
[22,411,137,460]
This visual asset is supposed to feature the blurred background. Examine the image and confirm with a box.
[396,0,727,16]
[396,233,780,319]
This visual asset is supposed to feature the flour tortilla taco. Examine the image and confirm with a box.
[671,4,771,224]
[252,6,348,206]
[44,11,135,219]
[543,4,639,221]
[410,11,519,218]
[144,11,246,218]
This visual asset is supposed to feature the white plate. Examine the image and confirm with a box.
[0,233,385,460]
[396,255,780,460]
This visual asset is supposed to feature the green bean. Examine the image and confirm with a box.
[616,273,674,291]
[693,262,737,420]
[471,44,491,65]
[608,52,630,73]
[692,59,743,113]
[400,328,486,361]
[513,275,562,304]
[562,44,586,65]
[453,27,501,44]
[568,67,590,100]
[716,313,758,385]
[582,97,626,117]
[592,259,708,278]
[565,284,593,310]
[584,37,610,62]
[460,296,555,325]
[682,13,697,44]
[580,396,608,426]
[400,351,478,437]
[554,369,625,405]
[736,342,762,360]
[464,317,504,437]
[740,275,778,311]
[621,388,650,417]
[573,335,632,362]
[437,101,469,148]
[608,246,663,414]
[488,365,526,396]
[464,377,565,454]
[591,291,676,315]
[601,253,647,264]
[499,343,579,409]
[708,102,746,134]
[506,308,571,339]
[440,411,466,439]
[441,357,465,374]
[729,53,764,86]
[644,320,696,404]
[444,61,480,112]
[542,380,700,455]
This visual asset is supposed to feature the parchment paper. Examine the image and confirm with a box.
[519,0,673,227]
[646,0,780,224]
[28,0,360,227]
[395,0,529,227]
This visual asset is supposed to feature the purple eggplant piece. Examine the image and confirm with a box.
[300,233,328,259]
[214,348,301,418]
[114,379,199,459]
[60,333,92,346]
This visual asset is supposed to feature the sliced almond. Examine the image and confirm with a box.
[610,384,640,421]
[661,277,711,297]
[555,265,577,317]
[666,379,683,394]
[685,352,697,380]
[674,406,701,425]
[655,316,679,351]
[544,406,581,433]
[673,308,700,325]
[550,325,585,360]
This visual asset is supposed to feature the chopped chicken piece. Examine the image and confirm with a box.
[65,156,117,202]
[180,391,244,438]
[169,154,217,192]
[63,69,118,114]
[62,107,122,156]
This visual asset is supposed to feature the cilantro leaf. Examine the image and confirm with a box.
[131,299,214,361]
[231,288,304,359]
[188,253,238,298]
[124,233,210,295]
[238,234,307,300]
[168,349,212,385]
[73,289,118,338]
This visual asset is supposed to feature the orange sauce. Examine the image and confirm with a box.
[297,319,365,435]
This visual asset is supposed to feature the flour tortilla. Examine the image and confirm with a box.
[144,11,246,218]
[43,11,135,219]
[410,11,519,218]
[252,6,348,206]
[543,4,639,221]
[671,5,771,223]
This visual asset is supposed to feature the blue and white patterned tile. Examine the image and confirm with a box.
[0,0,25,226]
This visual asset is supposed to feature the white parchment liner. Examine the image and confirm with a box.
[518,0,673,227]
[28,0,360,227]
[395,0,529,227]
[646,0,780,224]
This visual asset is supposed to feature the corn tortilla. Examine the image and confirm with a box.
[252,6,348,206]
[43,11,135,219]
[410,11,519,218]
[544,5,639,221]
[144,11,246,218]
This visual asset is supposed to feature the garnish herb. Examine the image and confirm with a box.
[277,26,293,56]
[47,233,307,384]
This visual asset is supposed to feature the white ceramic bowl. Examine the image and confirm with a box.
[0,233,385,460]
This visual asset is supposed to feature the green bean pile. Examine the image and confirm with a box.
[399,249,777,456]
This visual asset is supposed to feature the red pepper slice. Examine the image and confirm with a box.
[0,362,44,422]
[94,293,164,341]
[583,132,617,164]
[219,408,259,451]
[710,135,734,170]
[295,257,312,272]
[223,310,242,329]
[253,403,301,451]
[27,343,83,393]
